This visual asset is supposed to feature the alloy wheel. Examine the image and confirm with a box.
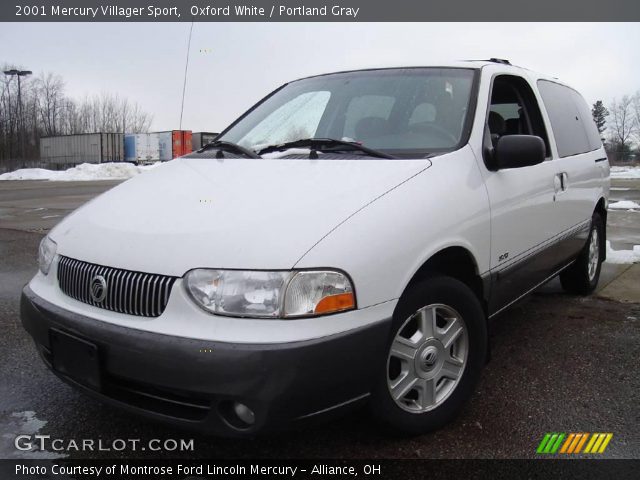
[386,303,468,413]
[588,228,600,281]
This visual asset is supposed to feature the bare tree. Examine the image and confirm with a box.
[632,92,640,145]
[60,99,81,134]
[1,63,155,170]
[35,72,65,136]
[73,93,152,134]
[608,95,636,162]
[125,101,153,133]
[0,71,17,159]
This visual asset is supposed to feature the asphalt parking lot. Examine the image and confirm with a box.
[0,177,638,460]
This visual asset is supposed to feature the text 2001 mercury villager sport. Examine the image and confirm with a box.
[21,59,609,436]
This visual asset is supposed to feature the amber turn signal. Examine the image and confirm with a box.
[313,292,356,314]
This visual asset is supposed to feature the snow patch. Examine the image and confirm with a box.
[262,148,317,159]
[610,166,640,179]
[608,200,640,210]
[0,411,66,459]
[606,241,640,264]
[0,162,160,181]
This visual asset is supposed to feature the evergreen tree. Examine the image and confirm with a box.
[591,100,609,137]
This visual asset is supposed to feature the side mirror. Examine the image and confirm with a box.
[494,135,545,169]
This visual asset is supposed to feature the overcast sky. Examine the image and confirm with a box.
[1,22,638,132]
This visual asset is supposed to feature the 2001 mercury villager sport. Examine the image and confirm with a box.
[22,59,610,435]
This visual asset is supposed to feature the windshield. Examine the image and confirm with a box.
[217,68,477,157]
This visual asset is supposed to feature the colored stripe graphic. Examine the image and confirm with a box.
[584,433,598,453]
[536,433,552,454]
[591,433,606,453]
[573,433,589,453]
[598,433,613,453]
[559,433,575,453]
[544,433,559,453]
[584,433,614,453]
[536,433,565,454]
[550,433,565,453]
[537,433,613,454]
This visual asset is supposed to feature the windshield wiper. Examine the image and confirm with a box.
[197,140,261,159]
[257,138,395,159]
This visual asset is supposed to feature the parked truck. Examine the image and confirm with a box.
[191,132,219,151]
[156,130,193,160]
[124,133,161,164]
[40,133,124,168]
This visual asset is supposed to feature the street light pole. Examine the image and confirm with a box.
[3,69,33,160]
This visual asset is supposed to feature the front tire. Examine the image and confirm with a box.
[560,213,604,295]
[370,276,487,434]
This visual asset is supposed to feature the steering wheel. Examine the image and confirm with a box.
[408,122,458,145]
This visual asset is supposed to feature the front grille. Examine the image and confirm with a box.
[57,256,177,317]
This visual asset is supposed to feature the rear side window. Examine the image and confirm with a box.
[537,80,602,157]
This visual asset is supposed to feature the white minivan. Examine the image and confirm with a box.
[22,59,609,436]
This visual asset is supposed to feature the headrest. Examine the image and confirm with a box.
[488,111,506,135]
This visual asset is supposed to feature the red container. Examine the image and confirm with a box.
[172,130,192,157]
[156,130,193,160]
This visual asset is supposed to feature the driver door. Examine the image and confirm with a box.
[482,75,560,313]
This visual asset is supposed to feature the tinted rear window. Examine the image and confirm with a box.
[537,80,602,157]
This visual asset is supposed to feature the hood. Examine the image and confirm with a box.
[51,156,431,275]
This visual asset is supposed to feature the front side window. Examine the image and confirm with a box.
[218,68,477,157]
[487,75,550,156]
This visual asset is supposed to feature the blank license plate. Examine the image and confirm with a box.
[50,329,101,391]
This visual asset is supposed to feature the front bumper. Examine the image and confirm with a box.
[21,286,392,436]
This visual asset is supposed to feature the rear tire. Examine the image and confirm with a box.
[370,276,487,435]
[560,212,604,295]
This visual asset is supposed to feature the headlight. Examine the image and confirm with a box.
[184,269,355,318]
[185,270,289,318]
[283,271,355,317]
[38,236,57,275]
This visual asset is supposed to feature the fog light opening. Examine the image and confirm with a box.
[234,402,256,425]
[218,400,256,429]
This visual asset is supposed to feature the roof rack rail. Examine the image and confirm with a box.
[488,58,511,65]
[461,58,513,66]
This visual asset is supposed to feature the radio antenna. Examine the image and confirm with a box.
[179,21,194,130]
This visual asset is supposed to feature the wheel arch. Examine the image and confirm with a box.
[402,246,488,317]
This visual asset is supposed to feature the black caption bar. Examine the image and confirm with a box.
[2,459,640,480]
[1,0,640,22]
